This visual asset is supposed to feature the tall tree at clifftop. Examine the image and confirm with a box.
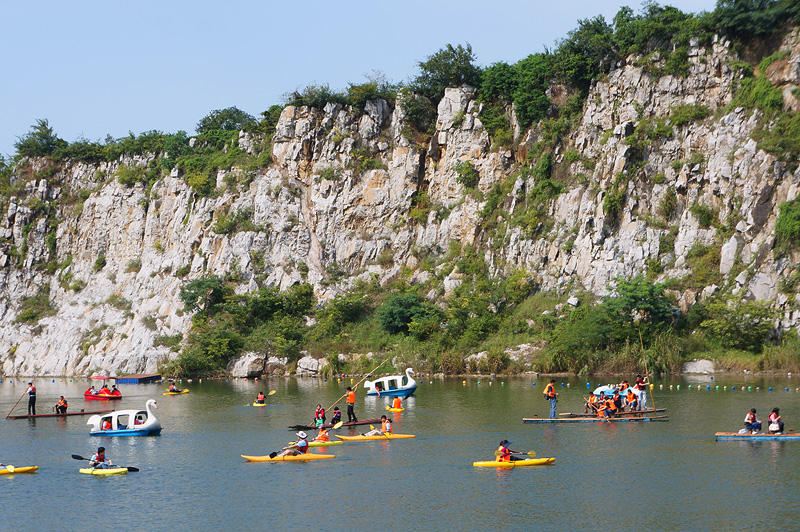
[411,43,481,102]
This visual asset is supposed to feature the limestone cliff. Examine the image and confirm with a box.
[2,29,800,376]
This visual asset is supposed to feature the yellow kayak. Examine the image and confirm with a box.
[336,433,415,441]
[163,389,189,395]
[288,440,343,448]
[0,466,38,475]
[241,453,335,462]
[79,467,129,475]
[473,458,555,467]
[386,407,405,412]
[252,402,267,406]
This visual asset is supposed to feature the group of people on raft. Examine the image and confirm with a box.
[584,376,649,417]
[742,407,784,434]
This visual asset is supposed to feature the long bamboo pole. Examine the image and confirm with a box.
[325,358,390,413]
[6,372,42,418]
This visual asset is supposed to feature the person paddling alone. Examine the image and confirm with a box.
[363,415,392,437]
[255,392,265,405]
[89,447,113,469]
[496,440,522,462]
[278,432,309,457]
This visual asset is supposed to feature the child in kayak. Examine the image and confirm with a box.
[497,440,522,462]
[314,427,330,442]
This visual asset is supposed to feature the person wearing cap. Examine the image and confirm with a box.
[89,447,113,469]
[26,382,36,415]
[744,408,762,434]
[278,432,309,457]
[496,440,521,462]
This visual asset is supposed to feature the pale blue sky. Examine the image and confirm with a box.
[1,1,717,158]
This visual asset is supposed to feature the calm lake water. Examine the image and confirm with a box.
[2,374,800,532]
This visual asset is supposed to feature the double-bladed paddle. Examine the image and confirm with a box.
[494,450,537,457]
[71,454,139,472]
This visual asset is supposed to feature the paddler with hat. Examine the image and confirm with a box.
[496,440,522,462]
[278,432,309,457]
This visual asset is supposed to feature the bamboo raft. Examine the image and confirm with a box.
[7,409,114,420]
[523,415,669,424]
[715,431,800,441]
[288,418,390,430]
[558,408,666,418]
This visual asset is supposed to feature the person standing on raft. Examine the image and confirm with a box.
[544,379,558,418]
[346,386,358,423]
[634,375,649,410]
[26,382,36,415]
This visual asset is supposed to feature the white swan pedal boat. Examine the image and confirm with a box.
[364,368,417,397]
[87,399,162,436]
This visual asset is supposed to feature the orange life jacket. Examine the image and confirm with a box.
[57,398,67,407]
[315,430,329,442]
[100,387,110,394]
[544,383,556,398]
[381,419,392,433]
[102,420,112,430]
[346,390,355,404]
[393,397,402,409]
[497,445,511,462]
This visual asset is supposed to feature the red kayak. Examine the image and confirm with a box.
[84,393,122,400]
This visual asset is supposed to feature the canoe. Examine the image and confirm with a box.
[336,433,415,441]
[523,415,669,424]
[0,466,39,475]
[163,389,189,395]
[473,458,555,467]
[289,418,389,430]
[386,407,405,412]
[558,408,666,417]
[715,431,800,441]
[288,440,344,448]
[241,453,335,462]
[7,409,114,420]
[84,393,122,401]
[79,467,128,475]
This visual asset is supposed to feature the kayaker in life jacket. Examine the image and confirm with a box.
[744,408,762,434]
[255,392,265,404]
[330,407,342,425]
[363,415,392,436]
[392,397,403,410]
[89,447,113,469]
[496,440,521,462]
[314,428,330,442]
[278,432,310,457]
[168,383,180,393]
[55,396,68,414]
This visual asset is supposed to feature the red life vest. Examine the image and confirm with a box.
[102,420,112,430]
[296,439,309,454]
[257,394,265,401]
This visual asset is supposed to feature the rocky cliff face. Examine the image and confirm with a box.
[2,29,800,376]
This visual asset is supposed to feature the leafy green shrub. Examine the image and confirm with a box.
[348,149,383,173]
[174,264,191,277]
[116,164,145,186]
[669,103,712,127]
[15,285,56,324]
[689,203,717,228]
[154,333,183,351]
[410,43,480,102]
[700,296,775,352]
[603,187,626,222]
[316,167,340,181]
[107,294,132,313]
[125,258,142,273]
[212,208,257,234]
[454,160,480,188]
[92,254,106,272]
[399,89,436,134]
[14,119,67,158]
[141,315,158,331]
[196,107,255,133]
[659,187,678,219]
[775,198,800,252]
[186,171,215,196]
[376,294,438,335]
[730,76,784,114]
[754,111,800,169]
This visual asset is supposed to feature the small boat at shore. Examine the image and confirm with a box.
[715,431,800,441]
[0,466,39,475]
[242,454,334,462]
[7,408,114,420]
[523,415,669,424]
[473,458,555,467]
[87,400,161,436]
[336,433,415,441]
[364,368,417,397]
[289,418,389,430]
